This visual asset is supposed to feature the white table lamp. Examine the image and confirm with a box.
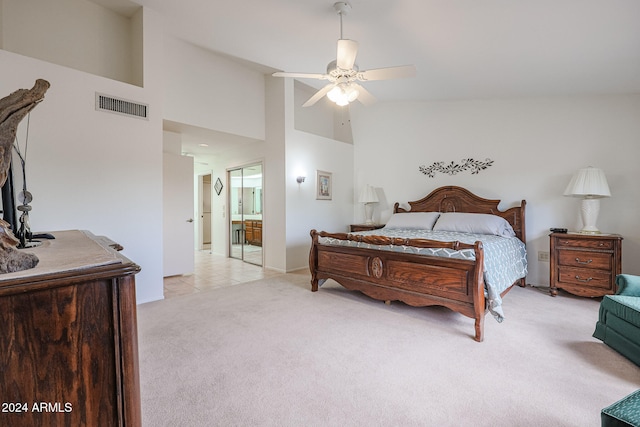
[358,185,379,225]
[564,167,611,234]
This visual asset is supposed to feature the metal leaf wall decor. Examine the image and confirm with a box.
[419,158,494,178]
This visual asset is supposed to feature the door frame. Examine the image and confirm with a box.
[197,171,213,252]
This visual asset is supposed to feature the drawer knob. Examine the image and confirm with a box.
[575,257,592,265]
[575,276,593,283]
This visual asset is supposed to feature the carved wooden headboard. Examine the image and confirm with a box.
[393,186,526,243]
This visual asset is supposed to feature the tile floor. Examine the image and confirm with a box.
[162,250,285,299]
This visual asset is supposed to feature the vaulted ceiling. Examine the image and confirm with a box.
[96,0,640,156]
[127,0,640,102]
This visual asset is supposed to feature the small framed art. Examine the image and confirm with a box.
[214,177,223,195]
[316,170,332,200]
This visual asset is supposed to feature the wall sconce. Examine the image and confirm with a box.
[296,176,306,184]
[564,166,611,234]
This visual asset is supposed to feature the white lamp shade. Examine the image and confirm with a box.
[564,167,611,198]
[358,185,379,204]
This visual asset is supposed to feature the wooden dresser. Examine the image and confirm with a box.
[0,230,141,427]
[549,232,622,297]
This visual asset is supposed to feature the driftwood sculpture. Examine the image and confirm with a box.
[0,79,50,273]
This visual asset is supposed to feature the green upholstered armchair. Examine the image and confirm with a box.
[593,274,640,367]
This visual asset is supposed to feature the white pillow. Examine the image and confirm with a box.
[432,212,516,237]
[383,212,441,230]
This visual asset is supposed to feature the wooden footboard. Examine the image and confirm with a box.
[309,230,487,342]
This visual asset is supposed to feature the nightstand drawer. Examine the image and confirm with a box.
[557,267,612,290]
[556,237,613,250]
[558,250,612,270]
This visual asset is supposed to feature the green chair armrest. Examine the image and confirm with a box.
[616,274,640,296]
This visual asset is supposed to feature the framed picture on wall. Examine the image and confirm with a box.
[316,170,332,200]
[214,177,223,195]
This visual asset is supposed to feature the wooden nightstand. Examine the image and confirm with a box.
[350,224,384,232]
[549,232,622,297]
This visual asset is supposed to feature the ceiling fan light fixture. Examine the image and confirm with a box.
[327,83,359,106]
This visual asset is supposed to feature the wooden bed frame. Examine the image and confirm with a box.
[309,186,526,342]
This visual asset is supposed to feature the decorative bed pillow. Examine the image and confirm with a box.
[384,212,441,230]
[432,212,516,237]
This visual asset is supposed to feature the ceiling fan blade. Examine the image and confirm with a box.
[351,83,376,106]
[302,83,335,107]
[336,39,358,70]
[272,71,328,80]
[357,65,416,81]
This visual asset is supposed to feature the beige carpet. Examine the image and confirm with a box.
[138,272,640,426]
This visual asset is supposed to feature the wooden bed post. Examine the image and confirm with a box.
[472,241,486,342]
[309,230,319,292]
[518,199,527,287]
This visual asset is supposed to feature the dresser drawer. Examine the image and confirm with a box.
[557,250,612,270]
[557,267,612,290]
[555,237,613,250]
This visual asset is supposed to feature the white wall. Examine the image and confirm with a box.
[350,95,640,286]
[0,7,164,303]
[262,76,287,272]
[285,129,355,270]
[163,36,265,141]
[163,130,182,155]
[1,0,141,86]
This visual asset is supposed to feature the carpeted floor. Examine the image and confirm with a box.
[138,272,640,426]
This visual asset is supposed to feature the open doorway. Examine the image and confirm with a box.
[228,163,263,266]
[199,173,212,251]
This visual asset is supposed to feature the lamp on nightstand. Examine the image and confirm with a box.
[564,166,611,234]
[358,184,379,225]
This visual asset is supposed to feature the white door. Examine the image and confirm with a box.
[163,152,195,277]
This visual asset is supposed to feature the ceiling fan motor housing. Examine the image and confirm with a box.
[334,2,351,16]
[326,59,358,80]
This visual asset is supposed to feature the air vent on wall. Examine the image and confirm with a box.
[95,93,148,119]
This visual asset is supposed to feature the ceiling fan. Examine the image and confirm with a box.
[272,1,416,107]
